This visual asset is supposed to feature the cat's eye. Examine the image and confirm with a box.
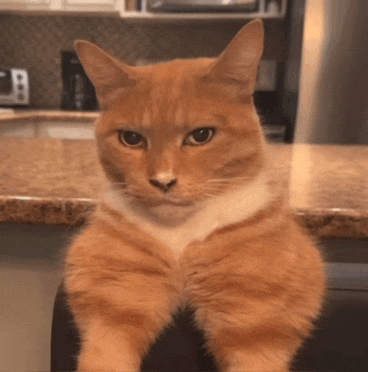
[118,130,146,148]
[184,127,215,146]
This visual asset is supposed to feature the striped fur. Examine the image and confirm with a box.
[65,20,325,372]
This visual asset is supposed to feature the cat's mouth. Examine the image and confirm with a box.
[121,185,203,208]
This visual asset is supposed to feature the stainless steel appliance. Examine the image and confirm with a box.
[0,67,30,107]
[283,0,368,144]
[61,51,97,111]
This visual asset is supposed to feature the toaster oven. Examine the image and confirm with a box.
[0,67,30,107]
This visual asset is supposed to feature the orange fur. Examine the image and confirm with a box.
[65,20,325,372]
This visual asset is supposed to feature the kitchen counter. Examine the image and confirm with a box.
[1,132,368,238]
[0,109,99,122]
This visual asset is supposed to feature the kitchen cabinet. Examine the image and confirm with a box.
[0,0,51,11]
[62,0,118,12]
[0,0,287,20]
[64,0,115,4]
[1,223,75,372]
[119,0,287,20]
[0,0,117,12]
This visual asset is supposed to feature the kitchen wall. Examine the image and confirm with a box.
[0,13,287,108]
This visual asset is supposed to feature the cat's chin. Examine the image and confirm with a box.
[145,202,199,225]
[143,197,194,208]
[104,188,200,226]
[127,191,198,208]
[135,196,199,225]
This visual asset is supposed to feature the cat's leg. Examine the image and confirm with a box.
[77,316,145,372]
[185,246,323,371]
[188,264,324,372]
[193,304,305,372]
[65,224,181,372]
[183,216,324,372]
[67,274,180,372]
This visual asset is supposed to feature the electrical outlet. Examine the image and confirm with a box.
[256,60,277,91]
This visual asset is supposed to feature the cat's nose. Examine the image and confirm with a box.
[149,178,177,193]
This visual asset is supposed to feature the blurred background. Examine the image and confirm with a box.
[1,1,368,371]
[1,0,367,143]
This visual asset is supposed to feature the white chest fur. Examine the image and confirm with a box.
[104,173,271,258]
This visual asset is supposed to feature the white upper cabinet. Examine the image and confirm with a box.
[119,0,287,20]
[0,0,286,20]
[62,0,117,12]
[0,0,51,11]
[65,0,115,3]
[0,0,117,11]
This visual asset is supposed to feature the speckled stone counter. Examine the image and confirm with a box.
[1,134,367,239]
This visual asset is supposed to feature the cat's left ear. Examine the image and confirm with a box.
[205,19,264,96]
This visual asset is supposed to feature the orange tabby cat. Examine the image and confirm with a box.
[65,20,325,372]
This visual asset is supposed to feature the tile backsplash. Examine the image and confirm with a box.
[0,13,287,109]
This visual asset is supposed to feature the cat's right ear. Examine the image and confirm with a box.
[74,40,137,108]
[203,20,264,97]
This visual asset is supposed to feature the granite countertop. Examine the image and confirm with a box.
[0,134,367,238]
[1,110,368,238]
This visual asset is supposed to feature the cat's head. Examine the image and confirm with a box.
[75,20,266,210]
